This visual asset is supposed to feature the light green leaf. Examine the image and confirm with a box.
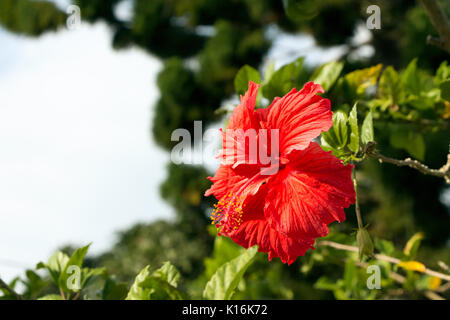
[314,276,339,291]
[38,294,63,300]
[361,111,374,144]
[321,111,348,150]
[435,61,450,84]
[263,60,275,84]
[343,259,358,291]
[59,244,91,291]
[378,66,403,106]
[203,246,258,300]
[204,236,243,278]
[403,232,424,260]
[152,261,180,288]
[310,60,344,92]
[126,265,153,300]
[343,64,383,98]
[348,103,359,153]
[234,65,261,96]
[126,263,183,300]
[401,58,420,94]
[36,251,69,285]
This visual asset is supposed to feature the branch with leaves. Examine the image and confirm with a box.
[318,240,450,282]
[419,0,450,53]
[0,277,22,300]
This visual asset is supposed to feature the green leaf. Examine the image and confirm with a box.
[401,58,420,94]
[361,111,374,144]
[435,61,450,84]
[38,294,63,300]
[204,236,243,278]
[343,260,358,291]
[374,238,395,255]
[36,251,69,285]
[314,276,340,291]
[440,79,450,101]
[389,126,425,160]
[348,103,359,153]
[378,66,403,106]
[80,267,106,290]
[263,60,275,84]
[152,261,180,288]
[234,65,261,96]
[310,60,344,92]
[356,228,374,261]
[262,57,304,100]
[59,244,91,292]
[321,111,348,150]
[342,64,383,98]
[203,246,258,300]
[102,278,128,300]
[126,265,152,300]
[403,232,424,260]
[282,0,320,21]
[126,263,183,300]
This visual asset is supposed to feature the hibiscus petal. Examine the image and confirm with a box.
[264,142,355,239]
[205,165,268,202]
[264,82,332,156]
[230,218,315,265]
[227,81,261,131]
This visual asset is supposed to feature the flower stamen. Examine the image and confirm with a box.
[210,191,244,236]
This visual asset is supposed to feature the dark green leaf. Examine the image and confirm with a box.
[262,57,304,100]
[440,79,450,101]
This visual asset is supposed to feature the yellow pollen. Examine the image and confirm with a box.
[210,191,245,235]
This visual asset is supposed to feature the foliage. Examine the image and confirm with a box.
[0,0,449,301]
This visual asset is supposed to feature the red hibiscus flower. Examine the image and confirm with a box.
[205,81,355,264]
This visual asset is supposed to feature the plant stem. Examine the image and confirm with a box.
[352,169,364,229]
[59,287,66,300]
[0,277,23,300]
[318,240,450,282]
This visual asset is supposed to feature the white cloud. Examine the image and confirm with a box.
[0,22,173,281]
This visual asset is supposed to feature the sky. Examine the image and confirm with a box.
[0,1,375,283]
[0,21,177,281]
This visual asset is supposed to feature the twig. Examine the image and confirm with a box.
[424,290,446,300]
[366,143,450,184]
[419,0,450,53]
[354,258,445,299]
[318,240,450,282]
[0,277,23,300]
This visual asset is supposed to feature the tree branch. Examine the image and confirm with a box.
[365,143,450,183]
[0,277,23,300]
[419,0,450,53]
[318,240,450,282]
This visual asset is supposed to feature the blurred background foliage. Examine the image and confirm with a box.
[0,0,449,299]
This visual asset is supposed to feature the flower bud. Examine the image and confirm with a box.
[357,228,374,261]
